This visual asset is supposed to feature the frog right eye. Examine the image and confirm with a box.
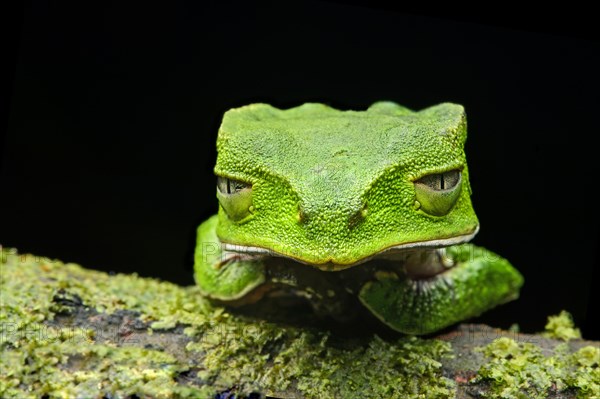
[216,176,253,222]
[413,170,462,216]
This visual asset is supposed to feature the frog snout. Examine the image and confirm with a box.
[297,201,368,231]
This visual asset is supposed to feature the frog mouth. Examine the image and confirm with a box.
[221,225,479,271]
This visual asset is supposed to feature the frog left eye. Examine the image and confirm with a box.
[216,176,253,222]
[217,176,251,195]
[414,170,462,216]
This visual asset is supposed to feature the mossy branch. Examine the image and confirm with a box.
[1,247,598,399]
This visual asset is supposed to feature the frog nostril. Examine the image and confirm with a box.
[296,206,308,224]
[348,203,368,229]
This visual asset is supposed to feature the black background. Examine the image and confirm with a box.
[2,2,599,338]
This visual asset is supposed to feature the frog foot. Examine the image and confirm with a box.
[358,243,524,335]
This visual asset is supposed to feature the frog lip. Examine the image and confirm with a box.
[221,225,479,271]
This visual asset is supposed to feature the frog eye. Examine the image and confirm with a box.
[216,176,253,222]
[414,170,462,216]
[217,176,251,195]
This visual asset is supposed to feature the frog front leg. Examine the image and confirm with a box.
[194,215,267,304]
[195,215,360,318]
[358,244,524,335]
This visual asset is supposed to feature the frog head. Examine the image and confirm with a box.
[214,101,479,270]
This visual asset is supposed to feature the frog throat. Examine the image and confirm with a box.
[220,225,479,271]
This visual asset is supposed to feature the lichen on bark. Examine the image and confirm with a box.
[1,247,598,399]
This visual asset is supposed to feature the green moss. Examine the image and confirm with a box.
[0,248,212,399]
[1,248,457,398]
[188,330,455,398]
[4,248,597,399]
[542,310,582,341]
[267,334,454,398]
[473,337,599,399]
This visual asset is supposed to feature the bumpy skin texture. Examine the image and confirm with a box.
[214,102,478,266]
[194,102,524,334]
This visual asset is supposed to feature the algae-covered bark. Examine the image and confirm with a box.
[1,247,598,399]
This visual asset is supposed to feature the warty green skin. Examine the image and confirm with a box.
[194,102,524,335]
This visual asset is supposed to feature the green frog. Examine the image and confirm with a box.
[194,102,523,335]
